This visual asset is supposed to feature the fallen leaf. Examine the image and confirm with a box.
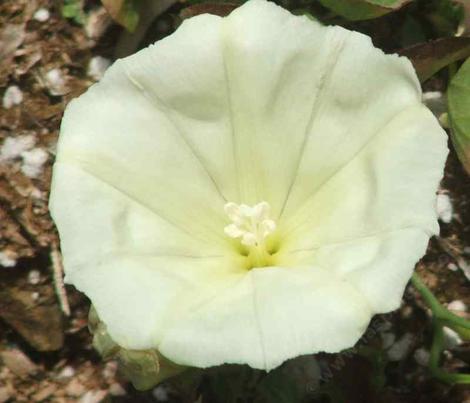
[180,3,239,20]
[101,0,140,32]
[0,348,38,378]
[399,37,470,82]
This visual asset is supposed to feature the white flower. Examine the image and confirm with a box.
[49,0,447,371]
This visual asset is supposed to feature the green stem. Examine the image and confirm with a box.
[429,321,470,384]
[411,273,470,330]
[411,272,470,385]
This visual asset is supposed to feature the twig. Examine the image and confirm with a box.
[50,241,70,316]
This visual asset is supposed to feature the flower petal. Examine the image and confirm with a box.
[50,163,226,268]
[220,1,347,216]
[281,105,447,249]
[51,16,233,255]
[278,27,424,222]
[67,252,243,350]
[293,228,430,313]
[159,265,371,370]
[278,105,446,313]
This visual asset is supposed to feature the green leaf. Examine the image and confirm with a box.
[399,37,470,82]
[101,0,140,32]
[448,57,470,175]
[62,0,86,25]
[318,0,410,21]
[425,0,464,37]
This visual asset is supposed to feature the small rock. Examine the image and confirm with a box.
[28,270,41,285]
[447,262,458,272]
[377,320,392,333]
[400,305,413,319]
[2,85,23,109]
[45,68,67,96]
[447,300,467,312]
[0,134,35,161]
[0,386,12,403]
[108,383,126,397]
[387,333,414,361]
[30,188,44,199]
[66,379,86,397]
[57,365,75,379]
[381,332,396,349]
[436,193,453,224]
[0,348,37,378]
[87,56,110,81]
[33,8,50,22]
[21,148,49,178]
[152,384,170,402]
[443,327,463,349]
[31,292,40,301]
[79,390,108,403]
[33,384,57,401]
[0,251,17,268]
[458,258,470,281]
[413,348,430,366]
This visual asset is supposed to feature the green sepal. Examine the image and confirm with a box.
[88,305,187,390]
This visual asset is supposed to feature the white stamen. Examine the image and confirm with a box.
[224,201,276,246]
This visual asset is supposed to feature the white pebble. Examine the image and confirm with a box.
[413,348,430,366]
[58,365,75,379]
[31,292,39,301]
[30,188,43,199]
[28,270,41,285]
[33,8,50,22]
[79,390,108,403]
[2,86,23,109]
[436,193,453,223]
[152,385,170,401]
[387,333,414,361]
[21,148,48,178]
[45,68,66,96]
[447,300,467,312]
[87,56,111,81]
[447,262,458,272]
[0,135,35,161]
[458,258,470,281]
[0,251,17,268]
[443,326,463,349]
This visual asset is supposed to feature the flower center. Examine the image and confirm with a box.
[224,201,276,268]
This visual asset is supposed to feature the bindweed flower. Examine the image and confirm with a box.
[50,0,447,372]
